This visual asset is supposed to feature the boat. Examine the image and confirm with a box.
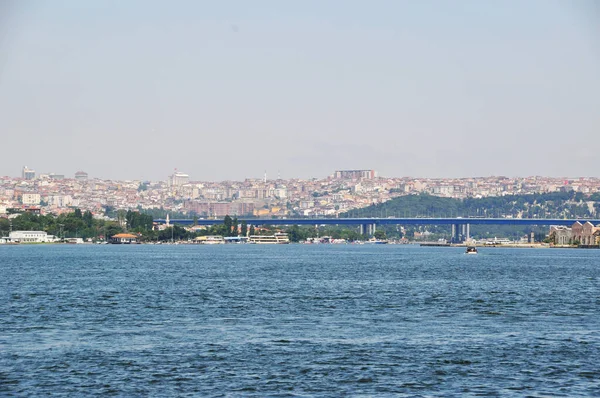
[195,235,225,244]
[248,233,290,244]
[465,246,478,254]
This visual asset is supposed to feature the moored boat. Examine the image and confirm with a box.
[248,233,290,244]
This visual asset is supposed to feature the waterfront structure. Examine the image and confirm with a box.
[9,231,51,243]
[249,233,290,244]
[549,225,572,245]
[550,222,600,246]
[571,221,600,246]
[110,233,138,244]
[194,235,225,244]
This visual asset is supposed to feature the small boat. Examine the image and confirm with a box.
[465,246,478,254]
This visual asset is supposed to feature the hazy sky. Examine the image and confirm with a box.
[0,0,598,181]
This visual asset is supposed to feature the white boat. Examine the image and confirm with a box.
[366,238,388,244]
[195,235,225,244]
[248,233,290,244]
[465,246,478,254]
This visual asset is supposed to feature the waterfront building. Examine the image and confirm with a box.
[571,221,600,246]
[9,231,50,243]
[110,233,138,244]
[549,225,572,245]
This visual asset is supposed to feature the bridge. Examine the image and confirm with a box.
[155,217,599,243]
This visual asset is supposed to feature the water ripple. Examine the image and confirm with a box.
[1,245,599,396]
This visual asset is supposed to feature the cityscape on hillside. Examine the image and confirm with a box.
[2,166,600,218]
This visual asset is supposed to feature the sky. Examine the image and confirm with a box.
[0,0,598,181]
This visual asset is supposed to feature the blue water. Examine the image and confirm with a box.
[1,244,599,396]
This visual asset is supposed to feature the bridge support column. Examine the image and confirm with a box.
[452,223,465,243]
[360,223,377,237]
[466,223,470,241]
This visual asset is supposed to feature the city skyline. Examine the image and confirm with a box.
[1,1,598,181]
[3,164,600,182]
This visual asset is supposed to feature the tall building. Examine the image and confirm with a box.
[169,171,190,187]
[22,166,36,180]
[333,170,377,180]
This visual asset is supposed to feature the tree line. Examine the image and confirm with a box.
[342,191,599,219]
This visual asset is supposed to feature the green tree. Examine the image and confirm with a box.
[374,230,387,240]
[117,210,127,228]
[83,210,93,228]
[223,215,233,237]
[241,221,248,237]
[286,225,304,242]
[232,216,238,236]
[0,218,10,236]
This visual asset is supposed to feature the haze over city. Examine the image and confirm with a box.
[0,0,598,181]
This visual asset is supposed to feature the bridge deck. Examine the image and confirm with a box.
[155,218,600,226]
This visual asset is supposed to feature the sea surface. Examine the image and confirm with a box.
[1,244,599,397]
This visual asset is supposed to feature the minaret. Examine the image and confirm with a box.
[264,170,267,184]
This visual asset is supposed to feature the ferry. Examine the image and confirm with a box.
[366,238,388,244]
[195,235,225,244]
[465,246,478,254]
[248,233,290,244]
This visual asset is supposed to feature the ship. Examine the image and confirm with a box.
[248,233,290,244]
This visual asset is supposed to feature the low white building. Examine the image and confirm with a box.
[9,231,51,243]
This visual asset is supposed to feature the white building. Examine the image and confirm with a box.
[22,193,41,206]
[170,172,190,187]
[48,195,73,208]
[9,231,53,243]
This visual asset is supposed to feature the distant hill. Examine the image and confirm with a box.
[341,191,598,220]
[338,191,599,240]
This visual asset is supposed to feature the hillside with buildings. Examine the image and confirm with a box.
[2,167,600,222]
